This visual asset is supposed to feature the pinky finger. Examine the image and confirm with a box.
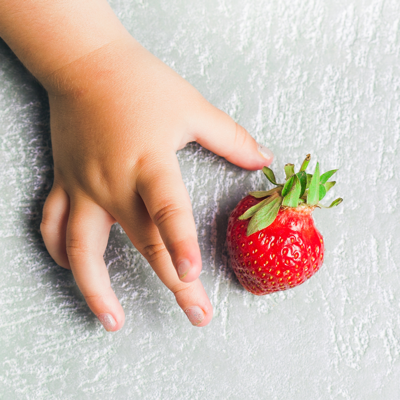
[40,185,70,269]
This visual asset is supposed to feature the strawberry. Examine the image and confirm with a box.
[227,154,342,295]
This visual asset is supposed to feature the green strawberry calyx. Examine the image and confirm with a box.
[239,154,343,236]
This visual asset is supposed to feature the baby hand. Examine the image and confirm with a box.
[40,38,273,331]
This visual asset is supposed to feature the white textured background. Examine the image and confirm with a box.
[1,0,399,398]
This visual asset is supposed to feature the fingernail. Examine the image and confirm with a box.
[98,313,116,332]
[257,143,274,160]
[177,259,191,279]
[185,306,205,326]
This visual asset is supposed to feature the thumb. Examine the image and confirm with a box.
[193,103,274,170]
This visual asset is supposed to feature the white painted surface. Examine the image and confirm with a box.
[1,0,399,398]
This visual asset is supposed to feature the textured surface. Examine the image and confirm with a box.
[1,0,399,398]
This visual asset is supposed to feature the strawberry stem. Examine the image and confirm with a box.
[239,154,342,236]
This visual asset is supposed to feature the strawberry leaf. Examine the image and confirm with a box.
[319,181,336,201]
[284,164,295,180]
[306,173,313,189]
[239,193,279,220]
[281,176,294,197]
[262,167,279,186]
[249,187,281,198]
[328,198,343,207]
[296,171,307,197]
[300,154,311,172]
[324,181,336,192]
[307,162,320,205]
[319,198,343,208]
[320,169,338,184]
[318,184,327,200]
[247,196,282,236]
[282,175,301,207]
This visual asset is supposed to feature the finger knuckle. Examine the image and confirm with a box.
[66,238,90,260]
[142,242,169,263]
[83,292,104,303]
[171,281,195,296]
[223,122,250,159]
[233,123,249,151]
[153,203,187,227]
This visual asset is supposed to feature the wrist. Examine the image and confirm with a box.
[43,36,145,98]
[0,0,130,89]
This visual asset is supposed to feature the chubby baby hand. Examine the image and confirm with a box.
[40,38,273,331]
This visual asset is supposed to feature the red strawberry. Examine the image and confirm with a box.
[227,154,342,295]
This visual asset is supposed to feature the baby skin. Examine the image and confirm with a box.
[0,0,273,331]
